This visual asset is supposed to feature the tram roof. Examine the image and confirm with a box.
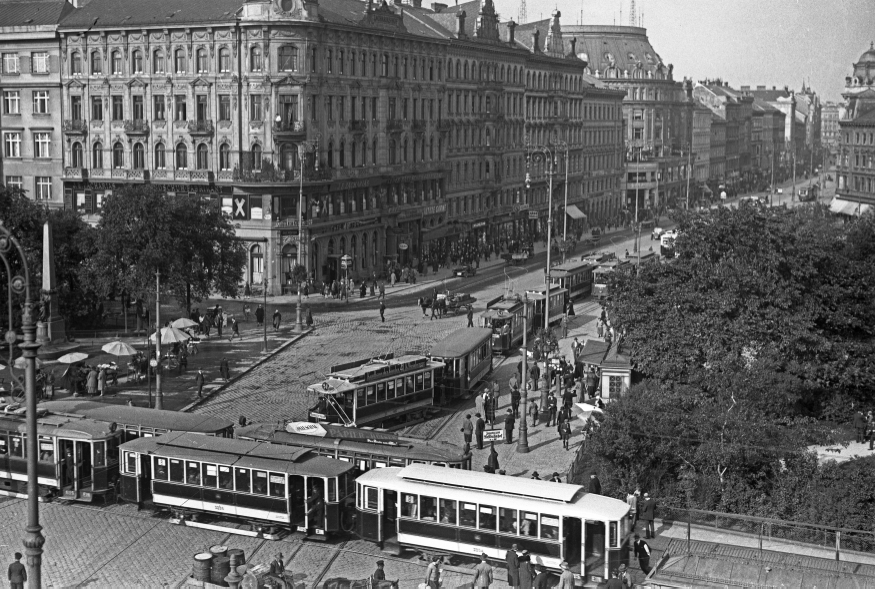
[550,259,597,272]
[328,355,441,380]
[429,328,493,357]
[485,297,526,311]
[120,432,352,476]
[39,400,234,434]
[0,412,115,439]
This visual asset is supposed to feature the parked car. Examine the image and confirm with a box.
[453,265,476,278]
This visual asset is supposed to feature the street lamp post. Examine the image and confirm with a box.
[154,270,163,410]
[562,147,569,263]
[0,222,45,587]
[685,145,692,210]
[262,278,268,353]
[518,294,530,453]
[294,136,320,333]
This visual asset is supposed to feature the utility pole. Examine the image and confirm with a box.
[262,278,268,352]
[562,147,569,263]
[685,145,692,209]
[518,295,530,453]
[792,151,796,203]
[155,270,163,410]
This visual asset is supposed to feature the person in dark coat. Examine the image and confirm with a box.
[219,357,230,382]
[560,420,572,450]
[372,560,386,582]
[487,443,500,472]
[854,409,867,443]
[588,474,602,495]
[272,309,281,331]
[546,393,557,427]
[505,544,520,588]
[255,304,265,326]
[511,387,521,419]
[467,306,474,327]
[461,414,473,445]
[474,413,485,450]
[194,369,206,398]
[504,409,515,444]
[228,316,240,341]
[518,550,533,589]
[633,534,651,574]
[379,301,386,322]
[532,565,550,589]
[7,552,26,589]
[641,493,656,538]
[306,308,314,327]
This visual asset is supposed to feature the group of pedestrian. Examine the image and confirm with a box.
[852,408,875,450]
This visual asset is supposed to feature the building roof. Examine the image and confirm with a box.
[857,42,875,64]
[752,98,784,115]
[59,0,243,28]
[564,25,670,81]
[749,88,792,102]
[0,0,73,28]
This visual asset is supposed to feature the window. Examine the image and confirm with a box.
[71,142,83,167]
[71,52,82,75]
[32,52,48,74]
[186,461,201,485]
[154,457,168,480]
[175,143,187,169]
[91,96,103,120]
[234,467,250,492]
[111,95,123,120]
[250,96,262,121]
[92,141,103,168]
[132,95,144,120]
[197,48,207,73]
[279,45,298,71]
[5,176,23,191]
[218,465,233,489]
[9,435,23,457]
[250,46,262,72]
[401,493,418,518]
[32,90,49,114]
[174,95,186,120]
[269,473,285,497]
[203,464,218,488]
[251,144,262,169]
[153,95,165,120]
[499,508,517,534]
[3,91,20,114]
[460,502,477,528]
[174,49,186,73]
[220,144,231,170]
[133,142,144,168]
[153,50,165,74]
[540,514,559,539]
[33,132,50,158]
[3,53,19,74]
[219,95,231,121]
[124,452,137,474]
[132,49,143,74]
[252,470,268,495]
[35,177,51,200]
[169,459,184,482]
[219,47,231,72]
[420,496,437,520]
[196,143,208,169]
[479,505,496,530]
[90,51,102,74]
[112,142,124,168]
[111,50,122,74]
[325,49,332,73]
[520,511,538,537]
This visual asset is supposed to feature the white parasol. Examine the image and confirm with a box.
[149,326,192,345]
[101,341,138,356]
[57,352,89,364]
[170,317,199,329]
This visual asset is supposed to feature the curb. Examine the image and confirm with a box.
[181,328,314,413]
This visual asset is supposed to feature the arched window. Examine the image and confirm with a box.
[220,144,231,170]
[90,51,102,74]
[112,142,124,168]
[196,143,209,170]
[174,48,186,73]
[350,140,357,168]
[197,48,208,73]
[133,142,145,169]
[71,52,82,75]
[372,138,378,165]
[153,50,164,74]
[360,140,366,167]
[278,45,298,72]
[281,144,297,172]
[389,139,396,164]
[327,141,334,168]
[219,47,231,73]
[402,139,408,163]
[154,143,166,169]
[71,142,83,168]
[250,245,264,285]
[112,50,122,74]
[131,50,143,74]
[175,143,187,170]
[251,144,262,170]
[429,137,434,160]
[250,46,262,72]
[339,140,345,168]
[92,141,103,168]
[350,235,357,270]
[339,237,346,256]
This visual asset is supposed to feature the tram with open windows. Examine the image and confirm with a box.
[118,432,356,540]
[306,355,445,429]
[660,230,679,259]
[549,260,597,302]
[237,421,471,472]
[355,464,631,584]
[429,328,492,402]
[478,296,532,355]
[526,288,568,328]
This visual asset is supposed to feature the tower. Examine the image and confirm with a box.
[518,0,526,24]
[628,0,636,26]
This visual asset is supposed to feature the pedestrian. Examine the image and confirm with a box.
[272,309,282,331]
[379,282,385,299]
[530,471,540,480]
[243,303,251,322]
[605,569,624,589]
[379,301,386,322]
[550,472,562,483]
[219,357,230,382]
[641,492,656,538]
[560,420,572,450]
[97,366,106,397]
[560,314,568,338]
[854,409,867,443]
[418,297,427,317]
[633,534,651,574]
[626,489,639,529]
[532,565,550,589]
[473,553,493,588]
[528,400,539,427]
[511,387,521,419]
[518,550,533,589]
[505,544,520,588]
[485,391,495,426]
[372,560,386,582]
[588,473,602,495]
[475,413,485,450]
[508,372,518,392]
[467,306,474,327]
[504,409,515,444]
[269,552,286,579]
[558,561,575,589]
[425,555,442,589]
[461,414,473,445]
[596,318,604,338]
[430,298,437,321]
[546,393,557,426]
[228,315,240,341]
[255,304,264,327]
[618,563,632,588]
[487,443,499,472]
[7,552,26,589]
[195,369,205,398]
[306,308,314,327]
[475,391,485,417]
[86,367,98,396]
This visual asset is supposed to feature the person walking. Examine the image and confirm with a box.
[475,392,485,418]
[505,544,520,588]
[504,409,515,444]
[558,561,575,589]
[626,489,639,529]
[528,400,539,427]
[461,414,473,446]
[195,369,206,398]
[641,492,656,538]
[532,565,550,589]
[518,550,533,589]
[219,357,230,382]
[511,387,521,419]
[618,564,632,588]
[560,420,572,450]
[550,472,563,483]
[379,301,386,323]
[418,297,428,318]
[473,553,493,588]
[7,552,26,589]
[474,413,485,450]
[255,304,264,327]
[467,306,474,327]
[272,309,282,331]
[633,534,652,574]
[546,393,557,427]
[306,308,314,327]
[86,367,98,396]
[484,391,495,426]
[854,409,867,443]
[372,560,386,582]
[379,282,386,300]
[228,316,240,341]
[97,366,107,397]
[605,570,624,589]
[430,298,437,321]
[424,556,442,589]
[588,473,602,495]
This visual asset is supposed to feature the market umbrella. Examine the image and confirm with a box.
[149,326,191,345]
[101,341,138,356]
[12,357,41,369]
[58,352,89,364]
[171,317,199,329]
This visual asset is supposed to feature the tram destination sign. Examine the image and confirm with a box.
[482,430,505,442]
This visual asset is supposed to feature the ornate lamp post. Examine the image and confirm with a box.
[294,135,320,333]
[0,221,45,587]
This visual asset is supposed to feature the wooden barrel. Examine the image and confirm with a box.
[210,556,231,586]
[227,548,245,567]
[192,552,213,581]
[209,545,229,558]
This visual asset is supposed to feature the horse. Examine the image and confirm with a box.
[321,578,399,589]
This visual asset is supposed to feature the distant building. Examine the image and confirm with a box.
[692,80,754,191]
[708,113,726,185]
[751,98,785,186]
[821,101,845,156]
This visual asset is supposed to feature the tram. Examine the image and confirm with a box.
[429,328,492,402]
[118,432,355,539]
[549,260,597,302]
[306,354,444,428]
[237,421,471,471]
[355,464,631,583]
[660,230,678,259]
[632,250,659,268]
[0,410,119,502]
[526,288,568,328]
[591,261,631,301]
[479,296,532,355]
[39,399,235,441]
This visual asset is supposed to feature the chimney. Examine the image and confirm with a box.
[757,85,766,90]
[740,85,750,91]
[456,10,466,38]
[431,2,447,11]
[569,37,576,55]
[508,19,517,44]
[532,28,540,52]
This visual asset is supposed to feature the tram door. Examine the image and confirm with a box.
[584,520,606,581]
[563,517,582,568]
[58,439,84,491]
[382,489,397,542]
[137,453,152,502]
[289,474,306,530]
[306,477,326,531]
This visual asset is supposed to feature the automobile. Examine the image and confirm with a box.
[453,265,476,278]
[651,226,665,240]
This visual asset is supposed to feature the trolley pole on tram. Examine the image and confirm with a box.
[262,278,269,353]
[0,222,45,587]
[518,295,530,453]
[155,270,163,410]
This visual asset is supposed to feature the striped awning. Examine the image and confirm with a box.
[829,197,870,216]
[566,204,587,220]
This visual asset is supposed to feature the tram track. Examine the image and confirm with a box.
[308,538,348,588]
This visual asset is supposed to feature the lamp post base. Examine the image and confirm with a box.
[294,291,303,333]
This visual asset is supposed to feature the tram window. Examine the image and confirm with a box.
[499,508,518,534]
[342,473,355,498]
[385,380,394,400]
[421,496,437,520]
[432,462,446,468]
[124,452,137,474]
[38,439,54,463]
[520,511,538,537]
[203,464,218,488]
[269,473,286,497]
[235,468,251,493]
[479,505,497,530]
[405,376,414,393]
[401,493,418,518]
[343,391,355,410]
[424,371,432,388]
[357,389,366,407]
[186,462,201,485]
[439,499,457,524]
[371,384,381,403]
[416,373,423,391]
[540,514,559,540]
[218,466,233,489]
[375,461,387,468]
[460,503,477,527]
[10,435,23,457]
[396,378,405,397]
[610,521,618,546]
[169,459,184,482]
[154,458,168,480]
[0,435,6,454]
[389,458,405,467]
[449,463,461,469]
[253,470,268,495]
[93,441,105,467]
[365,486,378,510]
[327,477,336,502]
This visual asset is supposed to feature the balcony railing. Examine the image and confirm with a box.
[90,168,110,179]
[386,120,403,132]
[111,169,127,179]
[350,119,368,133]
[272,119,305,134]
[188,120,214,135]
[124,119,149,134]
[63,119,87,134]
[63,167,86,180]
[411,120,427,133]
[127,168,146,181]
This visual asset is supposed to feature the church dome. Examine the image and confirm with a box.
[858,42,875,64]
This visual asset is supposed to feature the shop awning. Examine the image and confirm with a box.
[829,197,870,216]
[566,204,587,220]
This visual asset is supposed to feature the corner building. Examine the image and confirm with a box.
[49,0,624,292]
[834,43,875,214]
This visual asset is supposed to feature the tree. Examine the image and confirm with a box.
[81,186,246,312]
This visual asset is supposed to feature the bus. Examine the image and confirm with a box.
[237,421,471,472]
[660,230,678,259]
[478,296,532,355]
[550,259,597,302]
[355,464,631,581]
[429,328,493,402]
[306,355,445,428]
[526,288,568,328]
[118,432,355,540]
[591,261,631,300]
[39,399,235,441]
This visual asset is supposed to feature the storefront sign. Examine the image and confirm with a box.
[483,430,505,442]
[422,204,447,216]
[332,178,380,191]
[528,210,539,219]
[472,221,487,229]
[398,243,409,250]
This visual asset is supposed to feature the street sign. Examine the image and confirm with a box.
[483,429,505,442]
[528,210,539,219]
[398,243,409,250]
[149,359,158,368]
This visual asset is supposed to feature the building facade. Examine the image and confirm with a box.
[835,43,875,212]
[708,113,726,184]
[691,105,711,184]
[751,98,785,187]
[821,101,844,162]
[692,80,755,191]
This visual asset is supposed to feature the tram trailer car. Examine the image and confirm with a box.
[0,411,120,502]
[429,328,493,401]
[356,465,631,586]
[237,421,472,471]
[549,260,597,303]
[526,288,568,328]
[591,261,631,301]
[479,297,531,355]
[118,432,355,540]
[307,355,445,428]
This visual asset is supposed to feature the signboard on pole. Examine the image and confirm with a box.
[483,430,505,443]
[528,210,539,219]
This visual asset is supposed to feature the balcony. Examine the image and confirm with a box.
[124,119,149,135]
[438,120,452,132]
[386,120,403,133]
[411,120,427,133]
[63,119,88,135]
[111,169,127,179]
[90,168,110,179]
[272,119,305,137]
[127,168,146,181]
[63,167,86,180]
[188,120,214,135]
[350,119,368,133]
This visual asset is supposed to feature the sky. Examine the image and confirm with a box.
[492,0,875,102]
